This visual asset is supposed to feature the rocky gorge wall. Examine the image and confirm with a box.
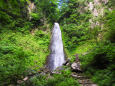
[88,0,109,29]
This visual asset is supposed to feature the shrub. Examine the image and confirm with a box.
[30,13,41,20]
[0,29,50,85]
[0,44,30,85]
[80,42,115,86]
[62,23,89,51]
[104,10,115,43]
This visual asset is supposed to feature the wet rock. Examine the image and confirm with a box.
[71,73,78,78]
[8,84,15,86]
[50,67,63,75]
[91,84,98,86]
[38,67,51,74]
[56,66,65,70]
[63,58,71,66]
[51,71,61,75]
[17,80,24,84]
[71,72,98,86]
[40,72,46,76]
[27,69,37,76]
[71,62,82,72]
[23,76,29,81]
[71,73,86,79]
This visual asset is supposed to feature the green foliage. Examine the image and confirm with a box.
[30,13,41,20]
[0,0,31,32]
[0,29,50,85]
[104,10,115,42]
[0,0,115,86]
[108,0,115,8]
[80,42,115,86]
[59,0,91,23]
[62,23,89,51]
[0,44,30,85]
[21,69,79,86]
[34,30,50,46]
[35,0,59,23]
[92,69,115,86]
[59,1,115,86]
[0,11,12,25]
[14,21,32,33]
[81,42,114,68]
[59,0,91,53]
[0,0,27,17]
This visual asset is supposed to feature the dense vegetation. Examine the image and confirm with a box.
[60,0,115,86]
[21,68,79,86]
[0,0,115,86]
[0,0,51,85]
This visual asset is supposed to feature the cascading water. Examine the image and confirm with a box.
[47,23,65,71]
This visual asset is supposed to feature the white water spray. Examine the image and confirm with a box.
[47,23,65,71]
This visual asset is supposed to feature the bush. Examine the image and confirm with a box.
[80,42,115,86]
[104,10,115,43]
[34,30,50,46]
[0,11,12,25]
[92,69,115,86]
[0,29,50,85]
[30,13,41,20]
[81,42,114,69]
[62,23,89,51]
[0,44,30,85]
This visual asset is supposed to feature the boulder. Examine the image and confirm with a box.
[23,76,29,81]
[63,58,71,66]
[17,80,24,84]
[71,62,82,72]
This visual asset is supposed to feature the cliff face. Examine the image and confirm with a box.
[27,1,36,19]
[87,0,109,29]
[75,0,114,41]
[74,0,111,30]
[28,2,35,14]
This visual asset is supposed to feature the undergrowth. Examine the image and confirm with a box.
[21,68,80,86]
[80,42,115,86]
[62,10,115,86]
[0,29,50,85]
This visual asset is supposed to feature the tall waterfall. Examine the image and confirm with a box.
[47,23,65,71]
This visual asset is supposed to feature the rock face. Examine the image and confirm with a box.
[71,62,81,72]
[28,2,35,14]
[27,1,35,19]
[87,0,109,29]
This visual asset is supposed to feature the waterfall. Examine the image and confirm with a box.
[47,23,65,71]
